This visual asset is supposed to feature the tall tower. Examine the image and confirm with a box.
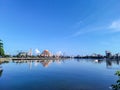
[28,49,32,56]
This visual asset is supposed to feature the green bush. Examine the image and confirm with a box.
[111,70,120,90]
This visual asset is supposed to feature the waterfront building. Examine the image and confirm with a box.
[114,53,120,59]
[27,49,32,56]
[17,52,27,57]
[105,51,112,58]
[55,51,63,58]
[40,50,52,57]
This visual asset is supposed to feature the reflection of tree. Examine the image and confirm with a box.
[111,71,120,90]
[76,59,80,62]
[0,60,9,65]
[0,69,3,77]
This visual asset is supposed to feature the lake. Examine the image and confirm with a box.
[0,59,119,90]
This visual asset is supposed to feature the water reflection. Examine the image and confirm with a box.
[106,59,120,69]
[41,60,52,67]
[0,60,9,78]
[0,64,3,77]
[0,60,9,64]
[11,59,66,69]
[0,69,3,77]
[0,59,120,90]
[75,59,104,64]
[74,59,120,69]
[0,59,120,70]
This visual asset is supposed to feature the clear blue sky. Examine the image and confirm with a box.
[0,0,120,55]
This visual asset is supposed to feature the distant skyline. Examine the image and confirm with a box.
[0,0,120,55]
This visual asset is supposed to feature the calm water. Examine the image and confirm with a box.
[0,59,120,90]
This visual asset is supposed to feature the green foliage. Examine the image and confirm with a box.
[115,71,120,76]
[111,84,120,90]
[0,39,4,57]
[111,70,120,90]
[0,48,4,56]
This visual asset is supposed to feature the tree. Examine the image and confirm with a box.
[111,71,120,90]
[0,40,5,57]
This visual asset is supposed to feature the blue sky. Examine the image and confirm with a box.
[0,0,120,55]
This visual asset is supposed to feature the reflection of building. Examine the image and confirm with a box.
[41,60,52,67]
[56,60,61,64]
[34,61,39,67]
[40,50,52,57]
[106,60,112,68]
[28,61,32,70]
[106,59,120,69]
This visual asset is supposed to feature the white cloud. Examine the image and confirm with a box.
[109,20,120,32]
[72,19,120,38]
[73,20,83,29]
[72,26,105,37]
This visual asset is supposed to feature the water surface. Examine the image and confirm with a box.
[0,59,119,90]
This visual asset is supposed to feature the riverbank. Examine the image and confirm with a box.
[0,58,11,61]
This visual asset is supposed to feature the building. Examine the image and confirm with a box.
[40,50,52,57]
[105,51,112,58]
[27,49,32,56]
[17,52,27,57]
